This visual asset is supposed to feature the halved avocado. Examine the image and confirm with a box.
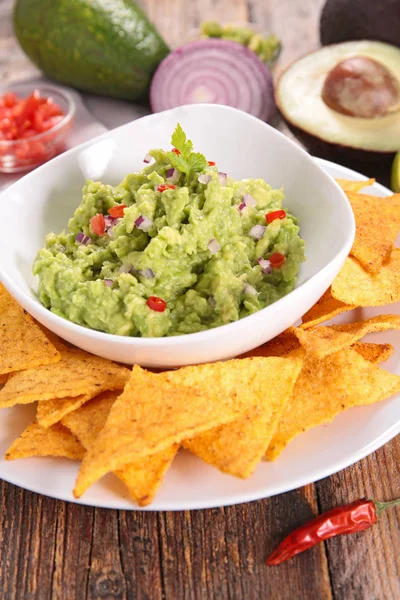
[276,41,400,163]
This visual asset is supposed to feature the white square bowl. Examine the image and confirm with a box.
[0,104,355,367]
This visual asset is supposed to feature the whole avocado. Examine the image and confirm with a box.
[14,0,170,101]
[320,0,400,48]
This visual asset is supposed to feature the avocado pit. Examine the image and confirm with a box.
[322,56,400,118]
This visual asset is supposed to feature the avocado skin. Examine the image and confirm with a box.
[320,0,400,48]
[13,0,170,101]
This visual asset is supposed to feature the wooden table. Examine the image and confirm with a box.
[1,1,399,598]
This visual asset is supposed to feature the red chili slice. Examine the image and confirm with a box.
[90,213,106,236]
[269,252,286,268]
[266,210,286,224]
[147,296,167,312]
[208,161,216,166]
[157,184,177,192]
[108,204,127,219]
[171,148,181,155]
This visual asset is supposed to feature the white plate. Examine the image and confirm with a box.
[0,159,398,510]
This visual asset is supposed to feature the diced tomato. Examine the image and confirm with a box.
[269,252,286,268]
[108,204,127,219]
[0,90,66,146]
[11,90,41,126]
[266,210,286,224]
[208,161,216,166]
[147,296,167,312]
[157,184,177,192]
[90,213,106,236]
[171,148,180,155]
[0,93,17,108]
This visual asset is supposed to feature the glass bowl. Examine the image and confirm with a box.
[0,82,76,173]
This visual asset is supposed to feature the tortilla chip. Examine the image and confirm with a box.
[37,393,95,428]
[336,178,375,192]
[5,422,85,461]
[293,314,400,359]
[73,358,282,498]
[34,322,69,351]
[301,288,355,329]
[183,356,302,478]
[0,284,61,375]
[266,347,400,460]
[238,330,300,358]
[346,192,400,273]
[352,342,394,364]
[0,345,130,409]
[0,374,8,385]
[331,251,400,307]
[62,391,178,506]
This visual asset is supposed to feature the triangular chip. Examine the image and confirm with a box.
[300,287,355,329]
[346,192,400,273]
[37,393,96,428]
[62,391,178,506]
[5,422,85,461]
[331,251,400,307]
[0,284,61,375]
[266,347,400,460]
[74,358,283,498]
[336,178,375,193]
[183,356,302,478]
[0,345,130,409]
[351,342,393,364]
[293,314,400,358]
[237,330,300,358]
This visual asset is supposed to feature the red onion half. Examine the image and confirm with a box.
[150,39,276,123]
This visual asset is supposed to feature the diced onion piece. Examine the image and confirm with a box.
[198,173,212,185]
[138,268,155,279]
[143,153,152,163]
[257,257,272,274]
[249,224,266,240]
[244,284,258,296]
[75,232,91,246]
[238,202,246,213]
[135,215,153,232]
[243,194,257,208]
[166,168,180,184]
[104,215,120,229]
[208,295,216,308]
[104,279,114,286]
[218,172,227,185]
[119,264,133,274]
[150,39,276,123]
[208,238,221,254]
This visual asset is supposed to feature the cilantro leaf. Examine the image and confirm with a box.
[168,124,207,182]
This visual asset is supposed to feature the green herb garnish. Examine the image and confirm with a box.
[168,124,207,183]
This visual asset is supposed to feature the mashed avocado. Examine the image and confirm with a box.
[33,125,305,337]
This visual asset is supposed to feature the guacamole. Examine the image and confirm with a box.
[33,125,305,337]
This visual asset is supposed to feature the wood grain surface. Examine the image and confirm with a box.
[0,0,399,598]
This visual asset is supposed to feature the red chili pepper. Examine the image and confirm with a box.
[147,296,167,312]
[171,148,180,155]
[108,204,127,219]
[208,161,216,166]
[157,184,177,192]
[269,252,286,268]
[267,497,400,566]
[266,210,286,224]
[89,213,106,236]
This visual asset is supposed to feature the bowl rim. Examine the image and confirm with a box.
[0,103,356,346]
[0,83,76,146]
